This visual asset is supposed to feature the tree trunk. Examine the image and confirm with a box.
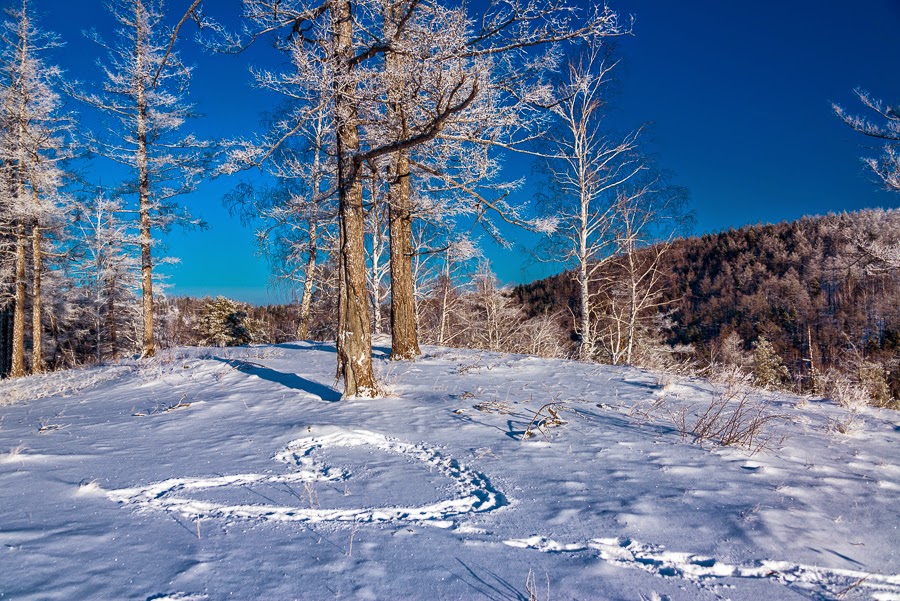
[578,255,591,361]
[331,0,375,397]
[388,151,420,359]
[625,249,637,365]
[31,219,42,373]
[298,118,325,342]
[135,0,155,358]
[438,254,452,345]
[369,172,385,335]
[107,277,118,358]
[382,0,421,360]
[11,221,27,378]
[297,225,317,340]
[0,299,13,378]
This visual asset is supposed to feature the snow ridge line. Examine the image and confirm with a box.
[101,428,506,528]
[504,536,900,597]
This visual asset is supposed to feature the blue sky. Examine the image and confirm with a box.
[33,0,900,304]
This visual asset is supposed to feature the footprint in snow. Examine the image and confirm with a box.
[504,535,900,598]
[99,428,505,528]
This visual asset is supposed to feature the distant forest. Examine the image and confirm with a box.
[515,209,900,400]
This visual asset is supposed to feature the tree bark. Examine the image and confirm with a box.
[31,218,42,373]
[107,277,118,358]
[388,150,420,359]
[11,221,27,378]
[0,300,13,378]
[10,12,29,379]
[331,0,376,397]
[135,0,155,358]
[369,171,385,335]
[382,0,420,360]
[297,224,317,340]
[577,187,592,361]
[438,253,451,345]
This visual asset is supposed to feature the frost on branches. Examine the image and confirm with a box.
[197,296,258,347]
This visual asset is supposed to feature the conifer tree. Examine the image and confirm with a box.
[751,336,790,389]
[0,0,71,377]
[75,0,210,359]
[198,296,255,347]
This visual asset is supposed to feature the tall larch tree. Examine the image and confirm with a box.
[75,0,209,358]
[0,0,70,377]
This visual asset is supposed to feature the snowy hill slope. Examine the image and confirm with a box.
[0,342,898,600]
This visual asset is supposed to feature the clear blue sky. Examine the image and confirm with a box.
[33,0,900,304]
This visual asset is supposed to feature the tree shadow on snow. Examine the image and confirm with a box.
[452,558,531,601]
[273,341,391,359]
[213,357,340,402]
[274,342,336,353]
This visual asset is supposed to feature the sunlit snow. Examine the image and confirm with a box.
[1,342,898,600]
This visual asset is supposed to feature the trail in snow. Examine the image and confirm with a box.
[3,343,898,600]
[101,427,506,528]
[504,535,900,600]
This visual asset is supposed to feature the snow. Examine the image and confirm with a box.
[1,341,898,600]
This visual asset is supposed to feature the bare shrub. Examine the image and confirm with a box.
[823,369,875,411]
[714,331,750,371]
[822,352,898,410]
[828,412,863,436]
[522,402,568,441]
[519,312,568,359]
[708,362,754,389]
[671,379,785,454]
[524,569,550,601]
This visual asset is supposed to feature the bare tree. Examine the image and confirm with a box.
[835,90,900,271]
[834,89,900,193]
[365,162,389,335]
[545,46,643,360]
[595,180,682,365]
[219,0,481,395]
[0,0,71,377]
[75,0,210,358]
[224,93,338,341]
[73,191,141,362]
[203,0,624,396]
[380,0,629,361]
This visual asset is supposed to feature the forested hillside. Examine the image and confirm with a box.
[515,209,900,399]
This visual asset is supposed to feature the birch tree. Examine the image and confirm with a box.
[546,47,643,360]
[596,181,683,365]
[365,162,389,335]
[76,0,210,358]
[379,0,627,361]
[224,96,338,341]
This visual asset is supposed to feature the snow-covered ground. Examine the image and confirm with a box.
[0,341,898,600]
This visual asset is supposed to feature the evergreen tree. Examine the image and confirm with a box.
[751,336,790,389]
[198,296,255,347]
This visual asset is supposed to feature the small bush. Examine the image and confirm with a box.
[198,297,259,347]
[856,361,894,408]
[751,337,790,389]
[671,378,785,454]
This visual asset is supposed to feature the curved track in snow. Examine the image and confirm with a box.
[102,428,506,528]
